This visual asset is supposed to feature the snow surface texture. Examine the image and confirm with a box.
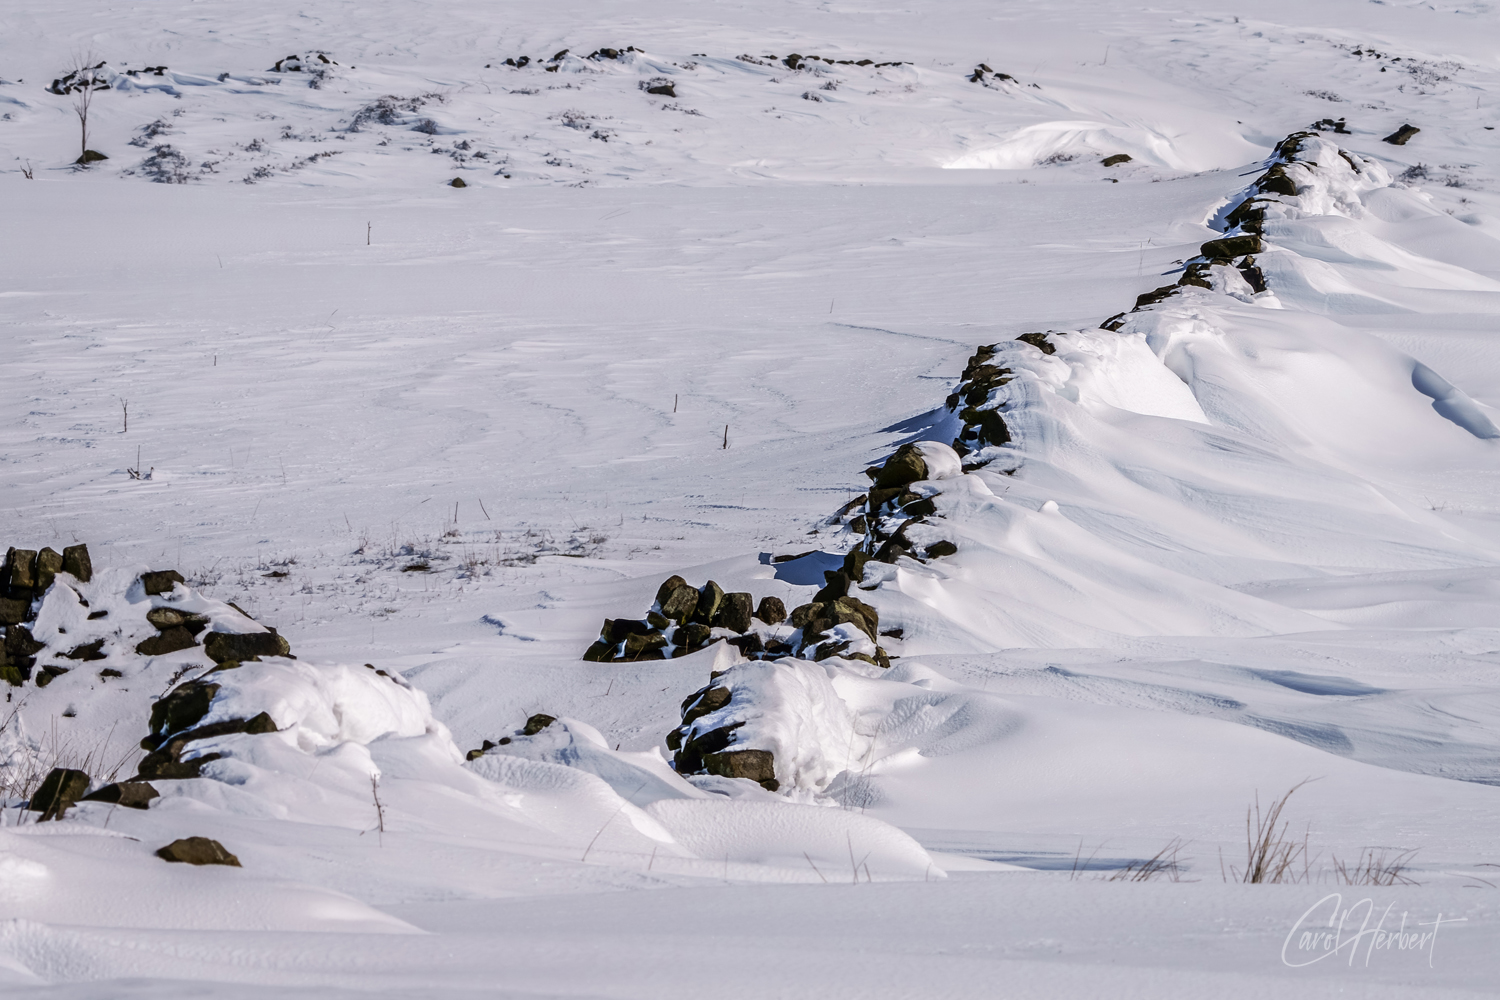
[5,0,1500,995]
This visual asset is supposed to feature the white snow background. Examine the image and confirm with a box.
[4,0,1500,995]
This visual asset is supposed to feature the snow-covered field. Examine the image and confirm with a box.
[4,0,1500,995]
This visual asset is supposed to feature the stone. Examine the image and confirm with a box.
[1199,234,1263,259]
[31,768,91,820]
[1134,285,1179,309]
[522,713,556,736]
[788,602,824,629]
[1240,258,1268,293]
[0,598,27,625]
[924,540,958,558]
[81,781,159,809]
[673,721,742,774]
[62,544,92,583]
[62,639,107,660]
[716,592,754,633]
[691,581,725,626]
[5,624,44,660]
[1256,163,1298,197]
[35,665,68,687]
[813,570,851,605]
[659,584,699,623]
[959,406,1011,447]
[654,575,688,606]
[466,748,485,761]
[75,150,108,164]
[147,607,211,633]
[703,748,778,791]
[621,631,667,659]
[145,681,221,748]
[135,626,199,657]
[646,83,676,97]
[754,596,786,624]
[156,837,241,866]
[450,177,467,187]
[726,633,764,655]
[1101,153,1132,166]
[582,639,615,662]
[140,570,185,595]
[903,497,937,518]
[849,515,867,534]
[867,486,903,510]
[680,685,730,726]
[136,750,221,780]
[842,549,871,584]
[1016,332,1055,355]
[5,549,38,592]
[873,444,928,489]
[203,630,291,663]
[1382,124,1419,146]
[603,618,652,643]
[34,548,64,592]
[645,610,670,630]
[673,622,713,652]
[1178,262,1214,289]
[828,595,879,641]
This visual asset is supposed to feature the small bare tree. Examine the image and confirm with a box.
[65,51,108,163]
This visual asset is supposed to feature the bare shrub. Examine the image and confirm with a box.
[1106,838,1190,882]
[1334,848,1420,886]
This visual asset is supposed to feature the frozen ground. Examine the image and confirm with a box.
[4,0,1500,996]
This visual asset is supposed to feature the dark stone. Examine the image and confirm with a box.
[1100,312,1127,332]
[1016,332,1055,355]
[136,750,222,780]
[646,83,676,97]
[450,177,467,187]
[1134,285,1180,309]
[582,639,616,661]
[1101,153,1132,166]
[147,607,211,634]
[156,837,240,866]
[660,584,699,623]
[842,549,871,585]
[673,622,713,652]
[789,602,824,629]
[145,681,221,748]
[81,781,158,809]
[827,595,879,641]
[867,486,903,510]
[771,550,818,563]
[924,540,958,558]
[754,597,786,625]
[0,598,27,625]
[681,685,730,726]
[99,668,123,678]
[140,570,185,595]
[1224,198,1270,234]
[1256,163,1299,197]
[646,610,670,630]
[726,633,764,655]
[813,571,851,605]
[958,406,1011,447]
[654,575,688,607]
[1240,257,1268,293]
[716,592,753,633]
[1382,124,1419,146]
[61,544,92,583]
[5,549,38,591]
[35,665,68,687]
[691,581,725,626]
[203,630,290,663]
[466,748,485,760]
[135,626,199,657]
[873,444,927,489]
[674,722,742,774]
[904,497,937,518]
[5,624,44,660]
[75,150,109,164]
[522,713,556,736]
[62,639,107,660]
[703,748,778,791]
[34,548,64,592]
[622,631,667,659]
[1178,261,1214,289]
[1200,234,1263,259]
[31,768,90,820]
[604,618,653,643]
[849,515,867,534]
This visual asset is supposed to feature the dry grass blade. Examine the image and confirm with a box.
[1242,779,1315,884]
[1333,848,1420,887]
[1106,838,1190,882]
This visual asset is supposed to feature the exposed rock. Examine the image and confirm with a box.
[789,602,823,629]
[691,580,726,626]
[1256,163,1299,197]
[62,544,92,583]
[1101,153,1132,166]
[1382,124,1420,146]
[33,548,64,592]
[75,150,108,165]
[203,630,291,663]
[871,444,928,489]
[61,641,107,665]
[621,631,667,659]
[754,596,787,625]
[659,583,700,623]
[522,713,556,736]
[703,748,778,791]
[1200,234,1263,259]
[602,618,653,643]
[135,626,199,657]
[0,598,27,626]
[645,82,676,97]
[654,575,688,606]
[450,177,467,188]
[144,680,221,749]
[727,633,764,655]
[147,607,211,634]
[716,592,754,633]
[5,548,38,592]
[680,684,730,726]
[31,767,90,820]
[156,837,241,866]
[1016,332,1056,355]
[35,665,69,687]
[582,639,616,661]
[673,721,742,774]
[1134,285,1180,309]
[140,569,185,595]
[81,781,159,809]
[673,622,713,653]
